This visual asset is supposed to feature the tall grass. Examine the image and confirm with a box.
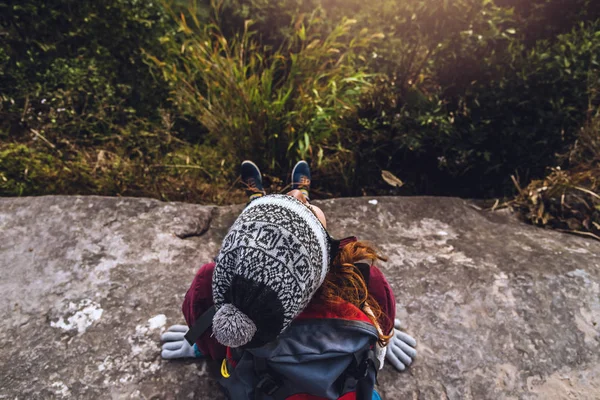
[147,0,378,175]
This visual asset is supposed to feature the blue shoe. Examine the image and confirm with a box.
[241,160,265,201]
[291,160,311,200]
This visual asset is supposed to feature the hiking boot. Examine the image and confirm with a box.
[241,160,265,201]
[291,160,311,200]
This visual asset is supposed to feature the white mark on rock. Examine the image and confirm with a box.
[127,314,168,371]
[566,247,590,255]
[492,272,517,308]
[50,299,103,334]
[142,361,161,374]
[148,314,167,330]
[575,308,599,344]
[567,269,590,283]
[119,374,135,384]
[381,218,490,270]
[50,381,70,397]
[495,363,518,391]
[135,323,149,336]
[527,363,600,399]
[97,356,113,372]
[188,361,208,377]
[368,199,378,205]
[567,269,600,344]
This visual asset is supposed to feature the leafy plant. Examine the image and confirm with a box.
[448,21,600,194]
[318,0,519,196]
[331,13,600,198]
[2,0,600,206]
[0,0,238,202]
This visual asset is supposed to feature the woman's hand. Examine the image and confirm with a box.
[161,325,203,359]
[385,319,417,371]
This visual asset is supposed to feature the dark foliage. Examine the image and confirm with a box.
[1,0,599,212]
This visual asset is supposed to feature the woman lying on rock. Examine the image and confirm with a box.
[161,160,417,400]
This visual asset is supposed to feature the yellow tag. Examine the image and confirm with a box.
[221,359,230,378]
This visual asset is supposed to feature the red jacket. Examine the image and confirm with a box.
[182,262,396,360]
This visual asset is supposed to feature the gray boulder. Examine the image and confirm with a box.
[0,195,599,399]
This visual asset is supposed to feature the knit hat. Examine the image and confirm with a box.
[212,194,330,348]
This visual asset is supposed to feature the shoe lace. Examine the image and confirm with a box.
[297,176,311,189]
[243,178,263,194]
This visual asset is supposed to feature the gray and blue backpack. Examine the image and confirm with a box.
[186,293,381,399]
[219,308,380,400]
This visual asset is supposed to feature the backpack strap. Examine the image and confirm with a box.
[253,357,284,400]
[354,263,371,288]
[351,266,379,400]
[329,235,358,263]
[350,348,380,400]
[354,262,371,309]
[184,305,216,346]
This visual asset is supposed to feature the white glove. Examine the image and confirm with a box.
[161,324,203,359]
[385,319,417,371]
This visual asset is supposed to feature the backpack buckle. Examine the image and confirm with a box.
[357,358,371,379]
[256,374,281,396]
[349,349,376,380]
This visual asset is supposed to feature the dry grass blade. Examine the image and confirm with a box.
[511,104,600,240]
[573,185,600,201]
[511,174,522,193]
[490,199,499,211]
[31,129,56,149]
[556,229,600,242]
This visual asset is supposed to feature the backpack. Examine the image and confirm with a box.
[185,264,380,400]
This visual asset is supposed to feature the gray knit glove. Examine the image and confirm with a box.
[161,325,203,359]
[385,319,417,371]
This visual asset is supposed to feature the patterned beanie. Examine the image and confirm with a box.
[212,194,330,348]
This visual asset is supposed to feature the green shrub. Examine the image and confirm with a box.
[0,0,226,201]
[0,144,89,196]
[331,11,600,198]
[317,0,519,196]
[447,21,600,195]
[0,0,173,140]
[496,0,600,45]
[0,127,242,203]
[2,0,599,203]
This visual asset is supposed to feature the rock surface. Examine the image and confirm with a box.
[1,195,599,399]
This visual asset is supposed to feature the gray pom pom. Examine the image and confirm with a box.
[213,303,257,347]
